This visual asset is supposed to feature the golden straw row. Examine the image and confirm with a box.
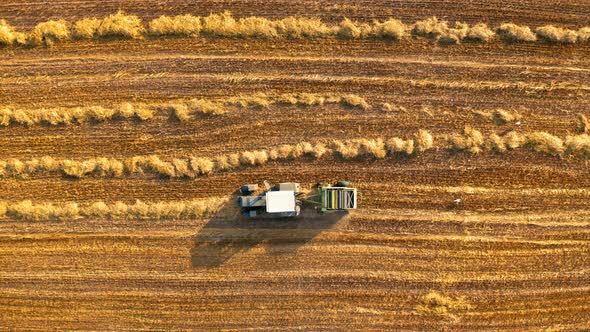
[1,11,589,47]
[0,132,433,179]
[0,198,228,221]
[3,130,590,179]
[0,93,369,127]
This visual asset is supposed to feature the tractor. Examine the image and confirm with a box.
[237,181,357,218]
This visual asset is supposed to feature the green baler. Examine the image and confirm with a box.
[305,181,357,213]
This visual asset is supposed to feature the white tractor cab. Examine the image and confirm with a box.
[237,181,357,218]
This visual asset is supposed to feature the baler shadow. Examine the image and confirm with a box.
[190,196,347,268]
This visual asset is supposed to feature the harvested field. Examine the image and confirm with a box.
[1,1,589,331]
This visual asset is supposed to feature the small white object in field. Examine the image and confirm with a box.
[515,121,522,125]
[453,198,463,204]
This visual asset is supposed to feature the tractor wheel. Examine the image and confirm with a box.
[241,184,257,195]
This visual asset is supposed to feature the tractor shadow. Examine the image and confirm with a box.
[190,194,348,268]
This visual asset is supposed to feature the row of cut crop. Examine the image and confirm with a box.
[4,130,590,180]
[0,93,369,127]
[1,12,589,47]
[0,197,228,221]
